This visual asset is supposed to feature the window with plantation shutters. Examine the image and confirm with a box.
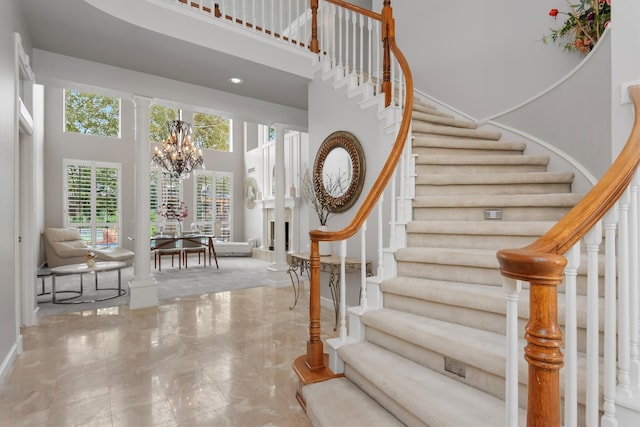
[194,171,232,241]
[64,160,121,247]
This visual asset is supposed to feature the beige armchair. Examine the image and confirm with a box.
[42,227,135,268]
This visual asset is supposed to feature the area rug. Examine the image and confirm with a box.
[36,256,272,317]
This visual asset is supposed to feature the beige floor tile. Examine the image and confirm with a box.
[3,285,339,427]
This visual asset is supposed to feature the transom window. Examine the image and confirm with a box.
[64,90,121,138]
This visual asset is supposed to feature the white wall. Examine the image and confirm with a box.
[307,73,394,306]
[0,0,32,378]
[381,0,582,120]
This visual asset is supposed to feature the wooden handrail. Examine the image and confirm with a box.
[295,0,413,387]
[497,85,640,426]
[325,0,382,21]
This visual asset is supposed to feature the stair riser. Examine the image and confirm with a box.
[396,261,501,286]
[412,126,501,141]
[382,293,603,355]
[415,164,548,174]
[406,233,539,250]
[413,206,573,222]
[412,115,476,129]
[415,183,572,196]
[413,146,523,156]
[364,327,512,403]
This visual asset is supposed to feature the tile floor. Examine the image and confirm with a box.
[1,285,338,426]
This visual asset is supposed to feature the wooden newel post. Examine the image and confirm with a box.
[497,249,566,427]
[381,0,393,107]
[525,277,564,427]
[306,239,324,369]
[310,0,319,54]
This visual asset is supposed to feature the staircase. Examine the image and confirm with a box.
[301,99,588,426]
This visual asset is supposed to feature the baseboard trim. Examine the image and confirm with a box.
[0,339,20,382]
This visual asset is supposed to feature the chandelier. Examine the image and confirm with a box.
[152,119,204,179]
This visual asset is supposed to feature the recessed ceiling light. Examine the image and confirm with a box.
[228,77,243,84]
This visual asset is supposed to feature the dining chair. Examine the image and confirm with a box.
[154,237,182,271]
[182,236,207,268]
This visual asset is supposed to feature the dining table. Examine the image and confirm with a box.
[151,234,219,269]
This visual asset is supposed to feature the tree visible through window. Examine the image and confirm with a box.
[193,112,231,151]
[64,90,121,137]
[64,160,121,247]
[149,104,179,143]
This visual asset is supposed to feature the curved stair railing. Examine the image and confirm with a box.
[292,0,414,401]
[498,86,640,426]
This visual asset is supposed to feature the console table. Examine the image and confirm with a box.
[288,253,372,330]
[50,261,127,304]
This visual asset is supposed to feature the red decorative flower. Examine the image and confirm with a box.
[549,8,559,17]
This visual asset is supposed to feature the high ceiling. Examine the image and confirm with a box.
[18,0,310,111]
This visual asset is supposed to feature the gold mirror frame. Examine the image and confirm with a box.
[313,131,366,213]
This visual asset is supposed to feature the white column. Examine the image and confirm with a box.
[129,95,158,309]
[267,123,289,285]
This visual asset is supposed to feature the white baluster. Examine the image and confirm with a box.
[287,0,291,43]
[270,0,274,39]
[619,190,632,395]
[337,7,343,68]
[564,242,581,427]
[601,206,618,427]
[361,220,368,310]
[391,56,396,106]
[359,13,364,84]
[503,277,522,427]
[241,0,245,25]
[389,169,397,250]
[351,11,356,76]
[339,239,347,340]
[344,10,350,74]
[375,20,380,94]
[251,0,256,32]
[585,223,602,427]
[630,173,640,385]
[376,198,383,280]
[295,0,300,47]
[367,17,372,85]
[261,0,265,33]
[231,0,236,23]
[330,4,336,68]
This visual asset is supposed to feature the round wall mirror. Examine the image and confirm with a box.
[313,131,365,213]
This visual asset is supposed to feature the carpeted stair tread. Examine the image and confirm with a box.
[413,136,526,152]
[416,154,549,166]
[380,277,601,331]
[395,247,498,268]
[412,100,442,114]
[411,111,476,129]
[302,377,404,427]
[412,193,583,208]
[412,122,502,140]
[415,171,574,185]
[339,341,527,426]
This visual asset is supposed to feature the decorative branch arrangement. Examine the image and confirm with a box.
[302,168,348,226]
[158,201,188,222]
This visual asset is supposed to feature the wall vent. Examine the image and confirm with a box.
[444,356,466,378]
[484,208,503,220]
